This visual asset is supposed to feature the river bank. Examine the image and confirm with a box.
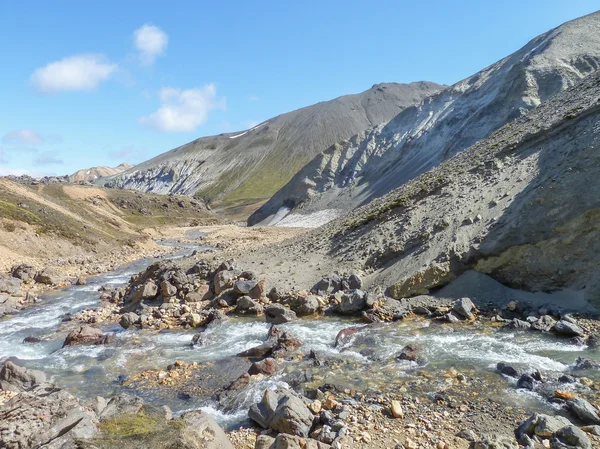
[1,225,600,448]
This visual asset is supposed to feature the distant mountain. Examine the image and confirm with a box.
[249,11,600,226]
[103,82,443,211]
[70,163,133,183]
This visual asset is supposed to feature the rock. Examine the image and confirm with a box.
[390,400,404,418]
[334,327,361,347]
[236,296,263,315]
[175,410,235,449]
[338,289,366,314]
[0,360,46,392]
[137,280,159,300]
[249,279,267,299]
[472,433,518,449]
[452,297,475,319]
[234,279,258,296]
[10,264,36,282]
[558,375,577,383]
[568,398,600,424]
[573,357,600,370]
[185,284,212,302]
[160,280,178,297]
[516,413,572,439]
[346,274,362,290]
[290,294,320,316]
[249,388,315,437]
[505,318,531,330]
[396,344,425,363]
[269,434,331,449]
[23,336,42,343]
[119,312,140,329]
[63,325,115,347]
[387,262,456,299]
[265,303,297,324]
[255,435,276,449]
[531,315,557,332]
[554,320,584,337]
[497,362,519,377]
[517,374,536,391]
[76,276,87,286]
[312,275,342,295]
[34,268,63,285]
[0,383,98,448]
[98,393,144,419]
[581,425,600,436]
[248,358,279,376]
[188,313,203,327]
[214,270,235,295]
[550,425,591,449]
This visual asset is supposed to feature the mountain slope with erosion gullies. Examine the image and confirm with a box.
[249,11,600,226]
[103,82,443,213]
[239,70,600,312]
[70,163,133,183]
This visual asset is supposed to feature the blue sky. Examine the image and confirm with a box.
[0,0,598,176]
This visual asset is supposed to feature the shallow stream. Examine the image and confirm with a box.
[1,241,599,429]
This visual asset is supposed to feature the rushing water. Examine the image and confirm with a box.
[1,242,599,428]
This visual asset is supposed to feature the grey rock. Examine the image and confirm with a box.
[214,270,235,295]
[265,303,297,324]
[554,320,584,337]
[550,425,591,449]
[10,264,36,282]
[505,318,531,330]
[453,297,475,318]
[568,398,600,425]
[290,294,320,316]
[160,280,178,298]
[517,374,536,391]
[0,360,46,392]
[472,433,518,449]
[496,362,519,378]
[235,296,263,315]
[338,289,366,314]
[532,315,558,332]
[516,413,572,439]
[234,279,258,296]
[174,410,235,449]
[120,312,140,329]
[249,388,315,437]
[34,268,63,285]
[99,393,144,419]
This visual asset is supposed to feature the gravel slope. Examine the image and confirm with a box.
[250,11,600,226]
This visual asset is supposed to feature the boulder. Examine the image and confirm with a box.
[0,360,46,392]
[496,363,519,377]
[236,296,263,315]
[120,312,140,329]
[387,262,456,299]
[10,264,36,282]
[98,393,144,419]
[531,315,558,332]
[63,325,115,347]
[568,398,600,425]
[234,279,258,296]
[270,434,331,449]
[34,268,63,285]
[312,275,342,295]
[396,344,426,364]
[517,374,536,391]
[346,274,362,290]
[550,425,591,449]
[248,358,279,376]
[505,318,531,330]
[249,388,315,437]
[453,297,475,319]
[174,410,235,449]
[516,413,572,439]
[160,280,178,298]
[249,279,267,299]
[135,280,159,300]
[338,289,366,314]
[0,276,22,295]
[185,284,212,302]
[472,433,518,449]
[290,294,320,316]
[265,304,297,324]
[554,320,584,337]
[214,270,235,295]
[334,327,361,348]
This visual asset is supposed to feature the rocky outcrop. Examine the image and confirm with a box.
[63,325,115,347]
[251,11,600,227]
[249,388,315,437]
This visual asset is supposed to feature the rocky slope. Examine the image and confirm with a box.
[103,82,443,211]
[249,11,600,226]
[238,67,600,311]
[70,163,133,183]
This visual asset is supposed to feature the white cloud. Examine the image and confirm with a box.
[139,84,226,132]
[31,54,117,93]
[134,24,168,65]
[2,129,45,145]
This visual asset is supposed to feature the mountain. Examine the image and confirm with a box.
[249,11,600,226]
[70,163,133,183]
[103,82,443,212]
[241,68,600,310]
